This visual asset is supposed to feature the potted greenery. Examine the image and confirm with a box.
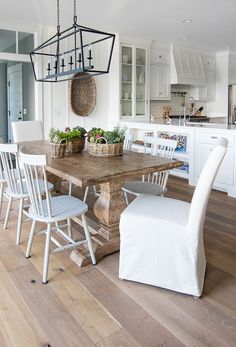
[87,126,127,157]
[64,126,87,153]
[49,128,67,158]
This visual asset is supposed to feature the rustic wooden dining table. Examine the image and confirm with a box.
[21,140,183,266]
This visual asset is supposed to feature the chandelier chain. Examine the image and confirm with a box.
[57,0,60,29]
[73,0,77,18]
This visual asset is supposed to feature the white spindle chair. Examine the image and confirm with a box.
[122,136,178,204]
[20,150,96,284]
[119,138,228,297]
[0,143,53,245]
[123,133,133,151]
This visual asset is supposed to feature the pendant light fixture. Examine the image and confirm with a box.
[30,0,115,82]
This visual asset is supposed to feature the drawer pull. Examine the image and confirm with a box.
[211,136,218,139]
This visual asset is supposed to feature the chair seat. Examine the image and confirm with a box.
[6,180,53,198]
[124,194,190,227]
[28,195,88,222]
[123,181,166,196]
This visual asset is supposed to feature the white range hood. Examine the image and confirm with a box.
[170,44,206,85]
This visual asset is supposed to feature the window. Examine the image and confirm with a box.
[0,29,16,53]
[0,29,34,54]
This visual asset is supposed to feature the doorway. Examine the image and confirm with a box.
[0,60,35,143]
[0,29,36,143]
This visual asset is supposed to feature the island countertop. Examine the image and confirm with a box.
[119,120,236,198]
[119,120,236,133]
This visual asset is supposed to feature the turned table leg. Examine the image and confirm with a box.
[93,180,127,240]
[70,179,127,267]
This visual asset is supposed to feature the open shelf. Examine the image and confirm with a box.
[170,170,189,179]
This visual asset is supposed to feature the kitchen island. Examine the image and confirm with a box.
[120,121,236,197]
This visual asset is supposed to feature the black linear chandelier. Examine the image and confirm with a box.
[30,0,115,82]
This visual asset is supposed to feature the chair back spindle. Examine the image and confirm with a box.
[123,134,133,151]
[20,151,52,219]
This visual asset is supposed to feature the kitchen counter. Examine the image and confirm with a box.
[120,120,236,131]
[119,120,236,197]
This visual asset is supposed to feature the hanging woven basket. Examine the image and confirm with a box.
[71,72,96,116]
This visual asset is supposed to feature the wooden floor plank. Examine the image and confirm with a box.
[96,328,140,347]
[0,262,47,347]
[8,264,96,347]
[77,267,182,347]
[96,253,230,347]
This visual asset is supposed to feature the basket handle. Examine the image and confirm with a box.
[59,138,67,145]
[95,137,107,144]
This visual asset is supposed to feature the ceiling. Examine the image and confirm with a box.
[0,0,235,52]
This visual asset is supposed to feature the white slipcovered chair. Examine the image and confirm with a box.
[20,150,96,284]
[11,120,44,142]
[119,138,228,297]
[0,144,53,245]
[122,136,177,204]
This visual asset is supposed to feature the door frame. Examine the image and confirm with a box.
[7,63,23,142]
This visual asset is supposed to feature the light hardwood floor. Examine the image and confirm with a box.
[0,176,236,346]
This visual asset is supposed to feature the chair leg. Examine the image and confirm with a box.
[83,186,89,202]
[42,223,52,284]
[67,218,72,239]
[16,198,24,245]
[93,185,98,196]
[68,182,72,196]
[4,196,13,230]
[0,183,3,220]
[123,191,129,206]
[81,213,96,265]
[25,220,36,258]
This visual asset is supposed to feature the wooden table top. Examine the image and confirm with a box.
[20,141,183,188]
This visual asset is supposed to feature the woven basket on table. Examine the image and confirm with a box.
[51,140,67,159]
[66,138,85,153]
[87,137,124,158]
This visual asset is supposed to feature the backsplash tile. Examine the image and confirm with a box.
[150,86,207,121]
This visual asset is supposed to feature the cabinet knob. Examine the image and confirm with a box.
[159,55,162,59]
[159,92,162,95]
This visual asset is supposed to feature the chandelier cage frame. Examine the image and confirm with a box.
[30,0,116,82]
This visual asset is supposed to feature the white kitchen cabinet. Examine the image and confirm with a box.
[150,65,170,100]
[150,47,170,100]
[199,70,215,99]
[120,43,149,121]
[150,48,169,65]
[191,70,215,100]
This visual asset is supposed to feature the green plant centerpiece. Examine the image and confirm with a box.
[87,126,127,157]
[64,126,87,153]
[49,128,68,158]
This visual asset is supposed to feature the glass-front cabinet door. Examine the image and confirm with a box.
[121,46,133,118]
[120,44,149,120]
